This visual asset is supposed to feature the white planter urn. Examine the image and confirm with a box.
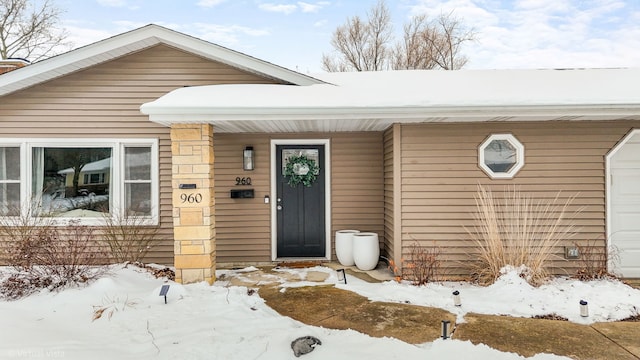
[352,232,380,271]
[335,230,360,266]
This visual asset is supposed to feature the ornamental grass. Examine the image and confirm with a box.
[467,185,579,287]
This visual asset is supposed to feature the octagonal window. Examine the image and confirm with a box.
[479,134,524,179]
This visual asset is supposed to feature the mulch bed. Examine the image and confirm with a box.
[275,261,323,269]
[127,262,175,281]
[532,314,568,321]
[620,314,640,322]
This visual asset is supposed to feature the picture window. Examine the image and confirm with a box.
[0,139,158,224]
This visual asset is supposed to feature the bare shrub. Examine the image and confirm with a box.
[404,242,442,285]
[0,204,109,299]
[34,221,109,287]
[386,258,402,283]
[386,240,442,285]
[466,185,579,287]
[101,210,159,263]
[621,307,640,322]
[573,240,618,280]
[0,201,55,266]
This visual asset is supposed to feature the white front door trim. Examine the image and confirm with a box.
[270,139,332,261]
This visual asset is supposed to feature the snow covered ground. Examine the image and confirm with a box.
[0,264,638,360]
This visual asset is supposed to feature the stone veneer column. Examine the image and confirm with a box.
[170,124,215,284]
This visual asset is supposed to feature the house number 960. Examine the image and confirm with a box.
[181,193,202,203]
[235,177,252,185]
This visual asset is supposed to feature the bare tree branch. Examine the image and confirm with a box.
[0,0,71,61]
[322,0,392,72]
[392,15,438,70]
[426,12,477,70]
[322,1,477,72]
[365,0,391,71]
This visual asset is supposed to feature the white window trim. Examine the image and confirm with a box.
[478,133,525,179]
[0,138,159,225]
[0,141,23,216]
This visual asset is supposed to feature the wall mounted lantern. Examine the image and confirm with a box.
[243,146,254,171]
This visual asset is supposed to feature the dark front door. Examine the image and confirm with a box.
[276,144,326,258]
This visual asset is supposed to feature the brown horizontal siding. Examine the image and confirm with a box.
[399,120,639,279]
[0,44,281,266]
[213,132,384,265]
[330,134,385,259]
[383,127,394,263]
[210,133,271,264]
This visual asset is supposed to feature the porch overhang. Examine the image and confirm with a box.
[140,68,640,133]
[142,104,640,133]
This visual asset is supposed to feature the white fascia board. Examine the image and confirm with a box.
[0,25,323,97]
[144,103,640,124]
[0,30,159,96]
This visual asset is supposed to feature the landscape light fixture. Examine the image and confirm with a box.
[337,269,347,284]
[441,320,451,340]
[243,146,254,171]
[580,300,589,317]
[453,290,461,306]
[159,284,170,304]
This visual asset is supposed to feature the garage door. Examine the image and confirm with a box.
[610,131,640,277]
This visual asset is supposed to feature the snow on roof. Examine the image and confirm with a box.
[144,68,640,110]
[58,158,111,174]
[57,152,147,175]
[313,68,640,106]
[140,68,640,132]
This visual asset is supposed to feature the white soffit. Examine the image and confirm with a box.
[0,24,323,97]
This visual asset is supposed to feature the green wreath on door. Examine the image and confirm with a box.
[284,155,319,187]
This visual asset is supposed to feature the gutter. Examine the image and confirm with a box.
[142,104,640,125]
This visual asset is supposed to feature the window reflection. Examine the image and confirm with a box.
[33,147,111,217]
[483,139,517,173]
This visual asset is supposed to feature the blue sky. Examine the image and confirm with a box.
[57,0,640,73]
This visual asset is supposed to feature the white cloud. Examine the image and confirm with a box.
[62,23,117,49]
[194,23,270,46]
[96,0,128,7]
[95,0,140,10]
[314,19,328,27]
[112,20,150,31]
[297,1,322,13]
[257,1,329,15]
[407,0,640,69]
[259,3,298,14]
[196,0,227,8]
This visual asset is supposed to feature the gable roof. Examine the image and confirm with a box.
[141,68,640,132]
[0,24,323,97]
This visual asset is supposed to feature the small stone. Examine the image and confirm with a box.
[291,336,322,357]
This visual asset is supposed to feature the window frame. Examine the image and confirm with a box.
[0,142,24,216]
[478,133,525,179]
[0,138,159,225]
